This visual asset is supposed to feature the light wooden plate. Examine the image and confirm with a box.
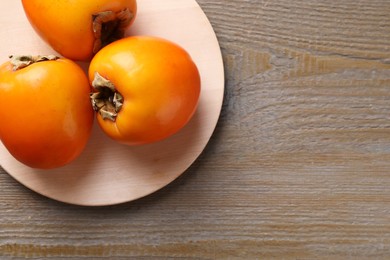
[0,0,224,206]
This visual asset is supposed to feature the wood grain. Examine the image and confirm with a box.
[1,0,390,258]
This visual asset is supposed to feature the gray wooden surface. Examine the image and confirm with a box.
[1,0,390,258]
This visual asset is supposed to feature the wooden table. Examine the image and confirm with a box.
[1,0,390,258]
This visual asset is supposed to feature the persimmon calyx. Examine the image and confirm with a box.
[90,72,123,122]
[9,55,59,71]
[92,8,134,54]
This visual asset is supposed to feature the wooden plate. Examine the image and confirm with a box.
[0,0,224,206]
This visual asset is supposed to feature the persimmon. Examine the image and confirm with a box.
[89,36,201,145]
[22,0,137,61]
[0,56,94,169]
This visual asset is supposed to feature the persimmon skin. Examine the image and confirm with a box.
[89,36,201,145]
[22,0,137,61]
[0,58,94,169]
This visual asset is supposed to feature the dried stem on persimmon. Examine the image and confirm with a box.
[92,8,134,54]
[9,55,59,71]
[90,72,123,122]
